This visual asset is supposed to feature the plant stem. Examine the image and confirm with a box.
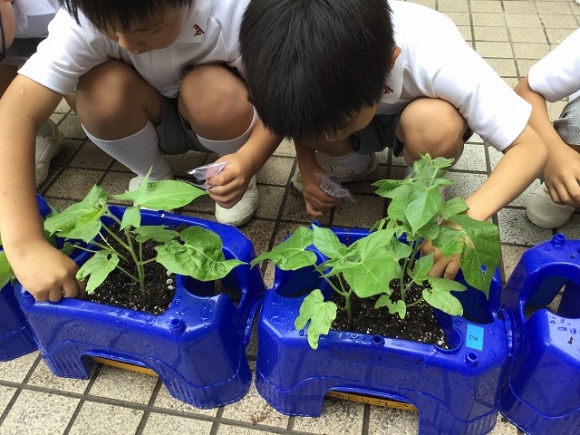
[406,298,425,308]
[313,264,352,320]
[122,227,146,298]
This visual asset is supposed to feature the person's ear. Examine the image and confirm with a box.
[389,47,402,71]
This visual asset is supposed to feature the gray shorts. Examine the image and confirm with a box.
[554,95,580,146]
[352,112,473,157]
[156,95,209,155]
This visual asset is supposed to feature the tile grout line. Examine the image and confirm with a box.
[0,353,42,426]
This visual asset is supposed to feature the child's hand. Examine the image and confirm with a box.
[8,240,85,302]
[300,170,340,217]
[205,155,251,208]
[421,239,461,280]
[543,145,580,207]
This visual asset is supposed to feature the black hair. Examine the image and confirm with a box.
[58,0,193,33]
[239,0,395,141]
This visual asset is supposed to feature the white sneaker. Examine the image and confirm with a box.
[526,182,575,228]
[292,152,379,193]
[35,120,65,188]
[215,176,258,227]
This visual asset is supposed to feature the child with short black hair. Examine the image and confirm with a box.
[240,0,547,279]
[0,0,280,303]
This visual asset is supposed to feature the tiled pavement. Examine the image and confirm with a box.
[1,0,579,434]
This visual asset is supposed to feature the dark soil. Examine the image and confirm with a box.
[87,237,176,315]
[84,223,191,315]
[332,279,448,347]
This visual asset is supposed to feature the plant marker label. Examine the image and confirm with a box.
[466,324,484,351]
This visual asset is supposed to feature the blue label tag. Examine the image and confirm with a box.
[466,324,484,351]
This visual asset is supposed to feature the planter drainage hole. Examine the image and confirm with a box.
[465,352,478,367]
[372,335,384,347]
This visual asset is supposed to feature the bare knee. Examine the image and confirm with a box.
[398,98,466,163]
[179,64,254,140]
[74,60,160,137]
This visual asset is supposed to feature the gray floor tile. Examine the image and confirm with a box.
[367,406,419,434]
[88,365,157,405]
[0,352,38,383]
[153,385,218,417]
[0,386,16,411]
[221,365,289,429]
[143,413,213,435]
[0,390,79,435]
[27,360,90,394]
[497,208,554,246]
[291,398,365,434]
[68,401,143,435]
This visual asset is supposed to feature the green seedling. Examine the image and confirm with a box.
[40,173,245,304]
[251,154,500,349]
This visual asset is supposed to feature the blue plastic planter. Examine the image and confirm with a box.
[15,207,266,408]
[500,234,580,435]
[255,227,507,435]
[0,195,52,361]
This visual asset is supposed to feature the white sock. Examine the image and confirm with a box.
[327,151,372,173]
[83,122,172,180]
[196,108,259,157]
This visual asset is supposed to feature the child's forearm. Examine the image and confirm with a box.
[515,77,572,156]
[233,120,281,176]
[464,125,547,221]
[0,77,61,253]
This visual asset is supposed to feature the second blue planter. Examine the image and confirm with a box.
[255,227,507,435]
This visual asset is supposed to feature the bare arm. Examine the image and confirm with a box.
[515,76,580,206]
[463,124,547,221]
[0,75,84,301]
[427,123,547,280]
[294,139,340,216]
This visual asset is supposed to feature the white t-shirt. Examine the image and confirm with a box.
[13,0,59,38]
[381,1,531,152]
[528,28,580,103]
[19,0,247,98]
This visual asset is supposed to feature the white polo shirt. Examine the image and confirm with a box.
[381,1,531,151]
[19,0,247,98]
[528,28,580,103]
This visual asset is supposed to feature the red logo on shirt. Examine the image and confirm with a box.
[193,24,205,36]
[383,85,393,94]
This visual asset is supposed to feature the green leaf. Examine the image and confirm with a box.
[337,230,402,298]
[375,295,406,319]
[294,289,337,349]
[409,253,433,285]
[43,185,108,242]
[77,250,119,293]
[120,206,141,230]
[311,226,348,260]
[373,178,411,199]
[406,187,441,234]
[446,214,501,295]
[439,197,469,220]
[132,226,179,244]
[384,236,413,261]
[114,178,207,210]
[0,251,14,289]
[250,226,316,270]
[422,277,467,316]
[155,226,245,281]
